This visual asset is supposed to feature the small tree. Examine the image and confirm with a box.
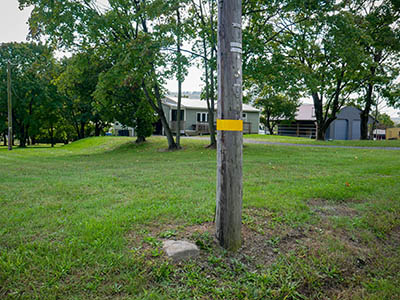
[253,86,299,135]
[376,113,395,129]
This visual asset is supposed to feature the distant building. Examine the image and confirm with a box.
[325,107,374,140]
[155,97,260,135]
[277,104,317,138]
[113,122,135,137]
[386,128,400,140]
[113,97,260,137]
[278,105,374,140]
[373,129,386,140]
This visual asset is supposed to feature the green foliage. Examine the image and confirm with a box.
[55,50,109,139]
[94,57,155,143]
[19,0,194,149]
[0,42,62,147]
[376,113,395,129]
[243,0,400,140]
[251,85,299,135]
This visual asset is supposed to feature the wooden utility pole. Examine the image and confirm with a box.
[7,61,12,151]
[215,0,243,251]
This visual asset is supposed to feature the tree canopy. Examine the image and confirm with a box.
[3,0,398,146]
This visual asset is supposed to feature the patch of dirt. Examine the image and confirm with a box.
[125,209,315,272]
[124,204,400,299]
[309,198,359,217]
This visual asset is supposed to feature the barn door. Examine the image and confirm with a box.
[352,120,361,140]
[334,120,348,140]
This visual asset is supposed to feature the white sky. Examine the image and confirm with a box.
[1,0,399,118]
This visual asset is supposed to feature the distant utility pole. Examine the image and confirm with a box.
[7,61,12,151]
[215,0,243,251]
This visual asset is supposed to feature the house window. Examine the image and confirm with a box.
[197,112,208,123]
[171,109,184,121]
[242,113,247,121]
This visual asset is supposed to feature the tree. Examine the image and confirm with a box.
[189,0,218,148]
[94,60,155,143]
[280,8,367,140]
[253,86,299,134]
[19,0,185,150]
[36,63,63,147]
[377,113,395,129]
[0,42,58,147]
[0,68,8,145]
[348,0,400,139]
[166,1,191,149]
[54,51,108,140]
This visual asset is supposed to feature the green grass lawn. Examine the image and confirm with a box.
[246,133,400,148]
[0,137,399,299]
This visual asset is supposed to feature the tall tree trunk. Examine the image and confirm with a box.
[19,126,26,148]
[208,51,217,147]
[154,83,177,150]
[138,8,177,150]
[370,98,380,140]
[176,7,182,149]
[266,114,274,134]
[196,0,217,148]
[361,83,374,140]
[7,61,12,151]
[95,121,101,137]
[312,93,326,141]
[50,126,55,147]
[202,35,214,147]
[209,0,217,148]
[136,136,146,144]
[80,122,85,139]
[142,81,178,150]
[3,133,7,146]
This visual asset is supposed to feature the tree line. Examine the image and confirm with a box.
[1,0,399,148]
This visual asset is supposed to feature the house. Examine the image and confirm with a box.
[154,97,260,135]
[277,104,374,140]
[386,128,400,140]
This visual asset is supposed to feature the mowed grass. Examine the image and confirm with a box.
[246,133,400,148]
[0,137,399,299]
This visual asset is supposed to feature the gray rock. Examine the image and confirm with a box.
[163,240,200,261]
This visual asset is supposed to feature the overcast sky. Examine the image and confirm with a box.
[1,0,399,118]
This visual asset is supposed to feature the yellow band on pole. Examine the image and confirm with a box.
[217,119,243,132]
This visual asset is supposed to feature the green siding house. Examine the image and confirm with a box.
[159,97,260,135]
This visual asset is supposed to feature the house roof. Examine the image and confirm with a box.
[163,96,260,113]
[290,104,376,122]
[296,104,316,121]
